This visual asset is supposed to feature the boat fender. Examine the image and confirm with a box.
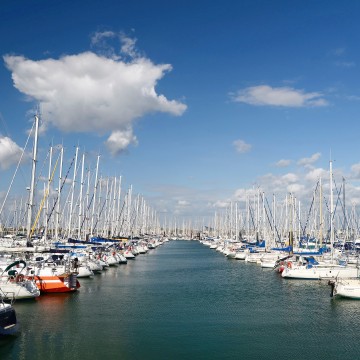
[287,262,292,269]
[16,274,25,282]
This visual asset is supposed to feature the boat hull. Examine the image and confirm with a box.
[334,279,360,299]
[32,275,80,293]
[0,303,18,336]
[282,266,358,280]
[0,281,40,299]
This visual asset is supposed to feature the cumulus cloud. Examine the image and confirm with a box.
[4,32,187,154]
[304,167,328,182]
[281,173,298,183]
[231,85,328,107]
[0,136,26,170]
[287,183,305,193]
[234,188,257,202]
[275,159,291,168]
[177,200,190,206]
[233,139,251,153]
[212,200,230,208]
[297,152,321,166]
[233,169,320,204]
[105,128,138,155]
[350,163,360,179]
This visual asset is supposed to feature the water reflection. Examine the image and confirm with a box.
[3,241,360,360]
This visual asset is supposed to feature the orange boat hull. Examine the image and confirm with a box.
[32,275,80,293]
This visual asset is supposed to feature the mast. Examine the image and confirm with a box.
[78,152,85,239]
[114,175,122,237]
[90,155,100,237]
[68,146,79,238]
[94,176,103,236]
[262,191,265,243]
[85,167,90,239]
[55,146,63,240]
[319,177,323,248]
[26,114,39,246]
[235,202,238,241]
[273,194,276,248]
[111,177,117,237]
[289,193,294,255]
[343,177,347,238]
[330,160,334,263]
[44,146,53,241]
[298,199,301,247]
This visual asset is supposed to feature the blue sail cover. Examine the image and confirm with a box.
[271,246,293,252]
[256,240,266,248]
[90,236,121,243]
[304,256,319,265]
[271,246,327,255]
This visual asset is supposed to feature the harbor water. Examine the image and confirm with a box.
[1,240,360,359]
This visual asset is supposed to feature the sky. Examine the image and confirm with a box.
[1,0,360,226]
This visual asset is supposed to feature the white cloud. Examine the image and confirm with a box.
[212,200,230,208]
[304,167,327,182]
[350,163,360,179]
[0,136,26,170]
[90,31,139,60]
[105,128,138,155]
[177,200,190,206]
[287,183,305,194]
[119,33,138,58]
[281,173,298,183]
[234,188,257,202]
[233,168,323,204]
[90,31,117,49]
[232,85,328,107]
[4,34,186,154]
[233,139,251,153]
[298,152,321,166]
[275,159,291,167]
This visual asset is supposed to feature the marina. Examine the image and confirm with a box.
[2,2,360,359]
[1,240,360,360]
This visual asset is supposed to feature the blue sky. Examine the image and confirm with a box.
[1,0,360,225]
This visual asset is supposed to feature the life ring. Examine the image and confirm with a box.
[16,274,25,282]
[287,262,292,269]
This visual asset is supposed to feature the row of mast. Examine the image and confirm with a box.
[207,162,353,247]
[0,116,354,243]
[2,115,161,242]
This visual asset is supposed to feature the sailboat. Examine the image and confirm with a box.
[330,276,360,299]
[282,160,358,280]
[24,115,80,293]
[0,260,40,300]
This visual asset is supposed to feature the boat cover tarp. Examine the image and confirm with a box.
[4,260,26,272]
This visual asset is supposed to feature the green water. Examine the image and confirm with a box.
[1,240,360,359]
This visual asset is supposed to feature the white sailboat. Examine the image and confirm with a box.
[330,276,360,299]
[0,260,40,300]
[282,160,357,280]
